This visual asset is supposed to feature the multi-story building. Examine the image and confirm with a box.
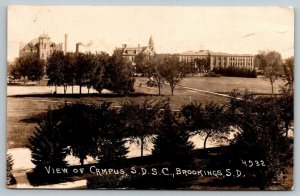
[19,34,63,61]
[118,36,156,63]
[178,50,254,71]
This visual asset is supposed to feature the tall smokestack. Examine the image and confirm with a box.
[76,43,79,54]
[64,34,68,54]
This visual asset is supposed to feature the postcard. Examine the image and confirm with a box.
[7,6,294,190]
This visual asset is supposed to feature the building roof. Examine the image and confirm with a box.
[179,50,253,57]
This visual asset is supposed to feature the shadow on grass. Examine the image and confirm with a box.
[9,92,161,99]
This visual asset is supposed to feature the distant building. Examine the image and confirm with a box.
[19,34,63,61]
[118,36,156,63]
[178,50,254,71]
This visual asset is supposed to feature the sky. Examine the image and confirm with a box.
[7,6,294,61]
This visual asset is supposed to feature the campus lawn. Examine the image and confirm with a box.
[7,76,284,149]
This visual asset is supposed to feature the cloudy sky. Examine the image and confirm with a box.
[7,6,294,61]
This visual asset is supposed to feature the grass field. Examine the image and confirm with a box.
[7,76,284,149]
[6,76,292,190]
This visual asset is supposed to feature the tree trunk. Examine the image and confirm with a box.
[158,78,161,95]
[171,85,175,95]
[55,85,57,94]
[72,85,73,94]
[140,138,144,157]
[64,86,67,94]
[203,132,211,149]
[271,83,274,94]
[88,88,90,94]
[80,158,84,166]
[79,85,82,94]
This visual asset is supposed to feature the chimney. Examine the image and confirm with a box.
[76,43,80,54]
[138,44,140,48]
[122,44,127,48]
[64,34,68,54]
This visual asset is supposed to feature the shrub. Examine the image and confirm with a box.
[6,153,16,186]
[27,110,69,173]
[213,66,257,78]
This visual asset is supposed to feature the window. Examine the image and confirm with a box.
[42,53,44,58]
[43,44,46,49]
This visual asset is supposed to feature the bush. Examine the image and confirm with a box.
[87,173,132,189]
[152,107,194,167]
[213,66,257,78]
[228,92,293,190]
[27,109,69,173]
[6,153,16,186]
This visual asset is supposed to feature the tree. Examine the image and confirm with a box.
[60,104,98,165]
[73,52,95,94]
[254,51,283,94]
[158,56,188,95]
[7,62,21,83]
[152,106,194,167]
[27,110,68,172]
[229,94,292,190]
[103,49,135,95]
[119,98,167,157]
[181,102,230,149]
[7,153,16,185]
[14,54,45,83]
[95,104,128,165]
[92,52,110,94]
[282,57,294,94]
[277,93,294,138]
[46,51,75,94]
[135,54,165,95]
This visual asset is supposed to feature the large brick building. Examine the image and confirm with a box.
[178,50,254,71]
[19,34,63,61]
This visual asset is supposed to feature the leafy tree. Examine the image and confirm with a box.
[7,62,21,83]
[158,56,188,95]
[120,98,167,157]
[229,91,293,190]
[152,106,194,167]
[60,104,98,165]
[254,51,283,94]
[135,54,165,95]
[27,110,68,172]
[14,54,45,83]
[73,53,94,94]
[46,51,75,94]
[103,49,135,95]
[95,104,128,165]
[92,52,110,94]
[134,52,148,76]
[64,53,77,94]
[277,93,294,138]
[282,57,294,94]
[181,102,230,149]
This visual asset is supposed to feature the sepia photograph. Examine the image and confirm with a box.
[6,6,294,190]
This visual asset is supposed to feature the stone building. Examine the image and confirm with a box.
[19,34,63,61]
[118,36,156,63]
[178,50,254,71]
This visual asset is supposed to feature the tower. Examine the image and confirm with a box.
[148,35,154,51]
[38,34,50,61]
[64,34,68,54]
